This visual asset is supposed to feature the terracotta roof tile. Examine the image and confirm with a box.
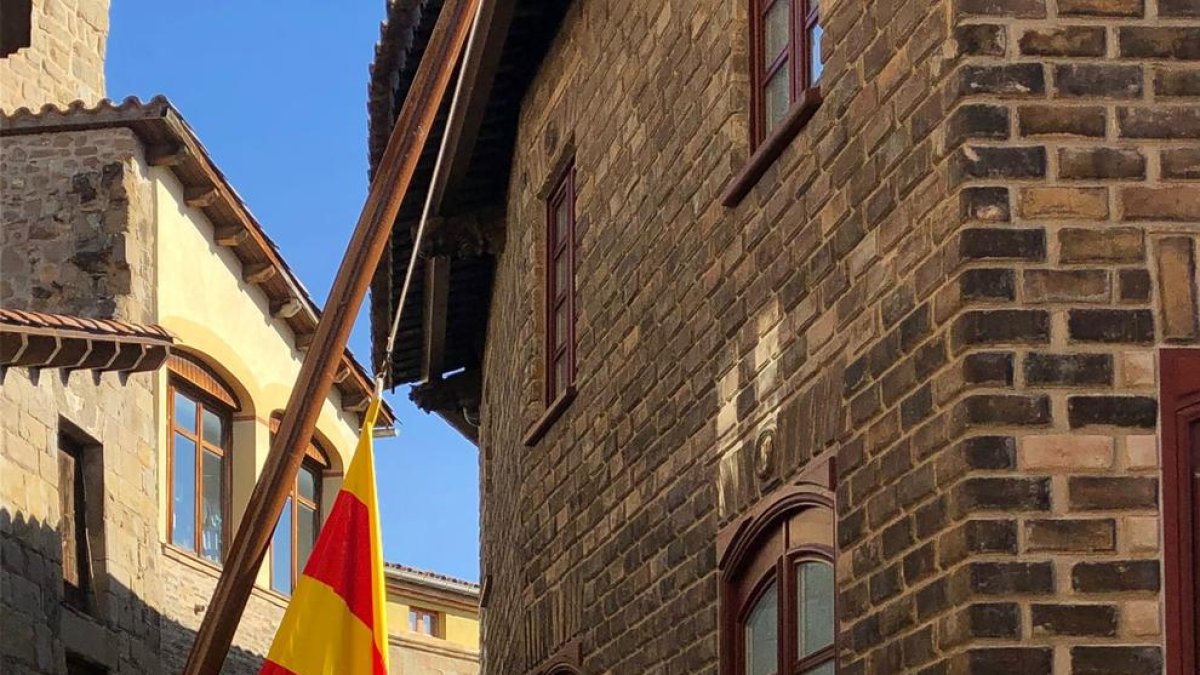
[384,562,480,590]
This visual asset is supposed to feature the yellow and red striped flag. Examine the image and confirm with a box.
[260,396,390,675]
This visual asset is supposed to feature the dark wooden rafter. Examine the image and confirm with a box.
[0,326,171,374]
[213,225,249,247]
[144,143,185,166]
[270,297,304,320]
[182,1,482,668]
[242,262,277,284]
[421,255,452,380]
[184,185,220,208]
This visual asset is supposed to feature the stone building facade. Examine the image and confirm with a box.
[371,0,1200,674]
[1,1,397,673]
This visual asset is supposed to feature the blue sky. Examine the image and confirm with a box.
[106,2,481,582]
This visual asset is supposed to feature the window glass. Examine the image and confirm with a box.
[555,255,570,297]
[174,392,197,433]
[763,0,789,66]
[797,560,835,657]
[808,24,824,85]
[271,497,293,594]
[555,198,571,244]
[171,433,197,550]
[764,67,790,133]
[298,502,317,573]
[200,450,224,562]
[744,580,779,675]
[555,305,568,349]
[202,408,224,446]
[554,358,569,398]
[299,465,317,503]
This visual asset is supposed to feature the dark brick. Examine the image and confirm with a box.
[1059,0,1143,16]
[1073,560,1160,593]
[1020,26,1105,56]
[968,603,1021,638]
[955,310,1051,347]
[1120,107,1200,139]
[958,64,1046,97]
[903,543,936,584]
[957,0,1046,17]
[961,187,1010,222]
[967,648,1053,675]
[914,339,948,379]
[953,146,1047,183]
[1026,519,1116,552]
[965,394,1052,426]
[1069,476,1158,509]
[946,104,1010,148]
[964,352,1015,386]
[1031,604,1118,637]
[962,436,1016,470]
[1163,147,1200,179]
[1024,269,1110,303]
[901,385,934,429]
[1160,0,1200,16]
[1059,228,1144,264]
[960,228,1046,261]
[1156,67,1200,97]
[1019,105,1106,137]
[956,24,1006,56]
[1120,27,1200,60]
[916,579,949,621]
[1055,64,1143,99]
[1072,647,1163,675]
[966,518,1019,552]
[960,477,1051,511]
[970,561,1054,594]
[900,305,931,352]
[1069,309,1154,343]
[1024,353,1113,386]
[1119,269,1152,302]
[961,268,1015,301]
[1059,147,1146,180]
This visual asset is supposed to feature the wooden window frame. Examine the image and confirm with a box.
[545,161,578,407]
[718,471,837,675]
[270,443,327,595]
[59,431,92,613]
[723,0,823,207]
[409,606,442,638]
[1162,348,1200,675]
[166,378,233,564]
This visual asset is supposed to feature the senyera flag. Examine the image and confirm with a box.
[261,396,390,675]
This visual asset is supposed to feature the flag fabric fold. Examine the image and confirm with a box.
[260,397,390,675]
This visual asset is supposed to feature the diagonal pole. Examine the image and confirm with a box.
[181,0,482,671]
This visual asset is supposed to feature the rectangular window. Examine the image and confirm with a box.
[545,162,577,405]
[66,654,108,675]
[1162,349,1200,675]
[59,432,92,612]
[751,0,822,145]
[168,382,230,564]
[409,607,441,638]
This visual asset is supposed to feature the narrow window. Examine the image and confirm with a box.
[0,0,33,58]
[59,431,91,612]
[168,381,232,563]
[1162,349,1200,675]
[720,485,836,675]
[270,427,327,595]
[409,607,441,637]
[66,654,108,675]
[545,162,577,404]
[751,0,822,145]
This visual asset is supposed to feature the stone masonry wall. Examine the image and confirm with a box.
[0,0,110,111]
[476,1,1199,675]
[0,128,156,323]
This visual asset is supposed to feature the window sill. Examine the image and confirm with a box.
[161,543,223,576]
[721,87,823,208]
[523,386,577,447]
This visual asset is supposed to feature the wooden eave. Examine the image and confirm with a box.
[367,0,571,436]
[0,308,173,375]
[0,97,393,425]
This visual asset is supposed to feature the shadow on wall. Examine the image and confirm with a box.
[0,508,266,675]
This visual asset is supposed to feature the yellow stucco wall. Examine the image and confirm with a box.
[384,579,480,675]
[150,165,360,591]
[386,593,480,651]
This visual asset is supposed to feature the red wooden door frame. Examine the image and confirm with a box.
[1160,348,1199,675]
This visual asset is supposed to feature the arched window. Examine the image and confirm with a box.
[720,486,836,675]
[167,353,239,564]
[269,416,329,595]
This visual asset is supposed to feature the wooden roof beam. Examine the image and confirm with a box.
[185,185,220,208]
[421,255,451,381]
[145,143,186,167]
[270,297,304,320]
[242,263,277,285]
[214,225,249,247]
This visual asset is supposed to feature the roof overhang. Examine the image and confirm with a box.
[0,308,173,379]
[1,97,393,425]
[368,0,571,442]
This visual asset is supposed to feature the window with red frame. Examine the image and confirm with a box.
[1161,349,1200,675]
[546,163,577,404]
[752,0,823,144]
[721,491,836,675]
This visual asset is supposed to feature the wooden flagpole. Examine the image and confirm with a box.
[182,0,482,671]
